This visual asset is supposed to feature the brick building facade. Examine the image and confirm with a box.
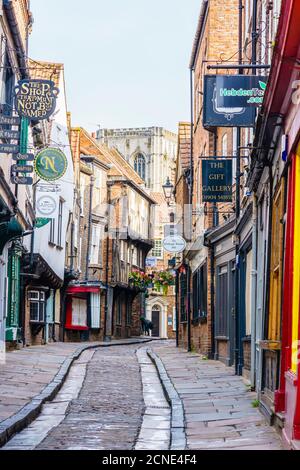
[64,128,155,342]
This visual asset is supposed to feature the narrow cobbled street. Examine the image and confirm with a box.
[1,341,282,451]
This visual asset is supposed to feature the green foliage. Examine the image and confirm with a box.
[251,399,260,408]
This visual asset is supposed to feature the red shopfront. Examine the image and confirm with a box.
[65,286,102,341]
[266,0,300,449]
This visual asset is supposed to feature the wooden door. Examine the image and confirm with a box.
[152,309,160,337]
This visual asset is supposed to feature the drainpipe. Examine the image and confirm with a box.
[250,0,258,389]
[85,175,95,282]
[210,242,216,359]
[235,0,244,376]
[104,182,112,342]
[175,269,179,347]
[186,67,194,353]
[250,194,258,389]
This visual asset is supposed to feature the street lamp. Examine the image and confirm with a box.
[162,177,174,206]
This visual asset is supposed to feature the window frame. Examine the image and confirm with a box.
[29,290,46,324]
[134,153,146,181]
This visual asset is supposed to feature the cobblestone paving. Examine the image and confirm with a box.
[35,345,145,450]
[151,342,283,450]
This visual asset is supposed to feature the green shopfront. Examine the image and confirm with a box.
[0,212,24,345]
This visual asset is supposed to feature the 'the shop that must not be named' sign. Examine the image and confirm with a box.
[202,160,233,203]
[14,79,59,121]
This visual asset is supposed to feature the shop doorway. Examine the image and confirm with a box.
[152,305,161,337]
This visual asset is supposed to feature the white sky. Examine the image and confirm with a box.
[29,0,200,134]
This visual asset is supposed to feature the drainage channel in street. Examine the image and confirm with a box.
[135,347,171,451]
[2,349,96,450]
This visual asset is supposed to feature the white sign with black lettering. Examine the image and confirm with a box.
[163,236,186,254]
[36,193,59,219]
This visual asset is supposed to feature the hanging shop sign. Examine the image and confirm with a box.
[163,236,186,254]
[11,175,33,185]
[146,257,158,268]
[35,192,60,229]
[0,129,20,140]
[216,75,268,108]
[34,147,68,181]
[36,194,58,219]
[0,115,20,126]
[12,153,34,162]
[36,183,62,193]
[11,164,33,174]
[203,75,256,128]
[14,79,59,121]
[0,143,20,154]
[202,159,233,203]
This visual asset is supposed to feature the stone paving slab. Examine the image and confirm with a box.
[151,341,283,451]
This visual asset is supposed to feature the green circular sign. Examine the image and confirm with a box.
[34,148,68,181]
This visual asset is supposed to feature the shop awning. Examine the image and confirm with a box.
[66,285,102,294]
[0,218,24,255]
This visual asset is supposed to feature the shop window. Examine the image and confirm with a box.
[29,291,46,323]
[126,298,131,326]
[173,307,176,332]
[90,293,100,329]
[268,181,285,341]
[116,298,122,326]
[216,265,229,336]
[180,272,187,322]
[192,263,208,321]
[72,297,87,327]
[245,250,253,336]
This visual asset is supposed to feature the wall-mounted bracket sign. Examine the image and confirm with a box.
[13,153,34,162]
[0,129,20,140]
[0,143,20,154]
[11,175,33,185]
[202,159,233,203]
[203,75,256,128]
[163,236,187,254]
[36,194,58,218]
[216,75,268,108]
[11,164,33,174]
[34,147,68,181]
[0,115,20,126]
[14,80,59,121]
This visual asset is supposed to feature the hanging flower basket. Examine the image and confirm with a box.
[128,270,153,291]
[153,270,175,296]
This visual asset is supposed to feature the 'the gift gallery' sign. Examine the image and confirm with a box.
[14,80,59,120]
[202,160,233,203]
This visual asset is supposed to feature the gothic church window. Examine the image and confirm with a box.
[134,154,146,180]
